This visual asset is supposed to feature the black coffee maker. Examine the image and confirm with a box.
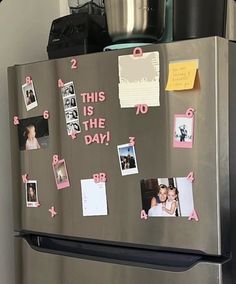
[47,0,111,59]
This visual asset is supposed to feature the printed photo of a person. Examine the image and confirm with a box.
[53,159,70,190]
[22,82,38,111]
[26,181,39,207]
[17,116,49,151]
[117,144,138,176]
[24,125,40,150]
[141,177,194,217]
[173,115,194,148]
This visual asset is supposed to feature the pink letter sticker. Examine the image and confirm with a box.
[188,209,199,222]
[13,116,20,125]
[58,79,64,88]
[187,172,195,183]
[140,210,148,220]
[22,174,28,183]
[49,206,58,218]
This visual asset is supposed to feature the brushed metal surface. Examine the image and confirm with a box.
[16,238,231,284]
[104,0,166,42]
[9,37,232,256]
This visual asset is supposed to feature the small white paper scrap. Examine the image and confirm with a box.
[118,51,160,108]
[81,179,108,216]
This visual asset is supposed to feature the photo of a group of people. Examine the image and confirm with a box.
[173,115,194,148]
[60,81,81,135]
[117,144,138,176]
[141,177,194,217]
[17,115,49,151]
[22,81,38,111]
[25,180,39,207]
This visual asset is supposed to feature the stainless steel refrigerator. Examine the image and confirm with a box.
[8,37,236,284]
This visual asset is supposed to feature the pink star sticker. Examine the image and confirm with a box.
[49,206,58,218]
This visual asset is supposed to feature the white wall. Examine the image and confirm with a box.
[0,1,68,283]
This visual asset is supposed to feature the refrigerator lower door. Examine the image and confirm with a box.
[16,239,231,284]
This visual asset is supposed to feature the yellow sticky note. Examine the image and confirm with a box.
[165,60,198,91]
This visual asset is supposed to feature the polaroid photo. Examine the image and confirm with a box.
[63,95,77,110]
[66,120,81,135]
[61,81,75,98]
[173,115,194,148]
[140,177,194,218]
[17,115,49,151]
[53,159,70,190]
[25,180,39,207]
[117,144,138,176]
[22,81,38,111]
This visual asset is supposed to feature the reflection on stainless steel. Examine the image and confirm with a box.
[104,0,166,43]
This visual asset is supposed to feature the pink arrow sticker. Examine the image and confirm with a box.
[188,209,199,222]
[140,210,148,220]
[187,172,195,183]
[49,206,58,218]
[21,174,29,183]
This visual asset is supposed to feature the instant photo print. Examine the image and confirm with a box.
[53,159,70,190]
[22,81,38,111]
[141,177,194,217]
[173,115,194,148]
[25,180,39,207]
[17,116,49,151]
[117,144,138,176]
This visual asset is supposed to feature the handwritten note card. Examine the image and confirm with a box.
[81,179,108,216]
[118,51,160,108]
[165,60,198,91]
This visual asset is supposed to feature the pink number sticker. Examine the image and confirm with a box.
[25,76,32,85]
[22,174,28,183]
[43,110,50,119]
[133,47,143,57]
[140,210,148,220]
[58,79,64,88]
[52,155,59,165]
[129,137,136,146]
[71,58,78,69]
[188,209,199,222]
[187,172,195,183]
[135,104,149,115]
[93,173,107,183]
[13,116,20,125]
[49,206,58,218]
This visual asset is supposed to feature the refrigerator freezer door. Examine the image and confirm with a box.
[16,239,231,284]
[9,37,231,256]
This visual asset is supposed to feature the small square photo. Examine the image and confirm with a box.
[53,159,70,190]
[117,144,138,176]
[25,180,39,207]
[17,116,49,151]
[61,81,75,98]
[63,96,77,110]
[22,82,38,111]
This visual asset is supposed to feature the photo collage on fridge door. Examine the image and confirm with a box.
[15,53,199,221]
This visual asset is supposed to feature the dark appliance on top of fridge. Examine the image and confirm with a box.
[47,0,111,59]
[8,37,236,283]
